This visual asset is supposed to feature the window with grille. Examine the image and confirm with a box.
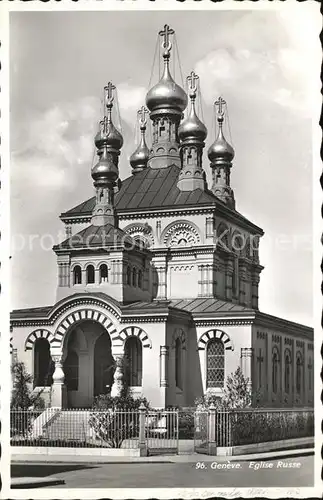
[125,337,142,386]
[206,339,225,389]
[132,268,137,287]
[99,264,108,283]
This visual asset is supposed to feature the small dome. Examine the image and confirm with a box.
[91,149,118,185]
[208,128,235,163]
[95,120,123,152]
[178,104,207,142]
[146,62,187,114]
[130,136,149,173]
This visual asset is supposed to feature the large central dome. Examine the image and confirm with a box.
[146,60,187,114]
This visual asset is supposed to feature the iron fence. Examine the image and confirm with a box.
[215,408,314,447]
[145,410,178,454]
[10,408,179,452]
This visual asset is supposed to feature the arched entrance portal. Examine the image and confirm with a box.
[63,320,115,408]
[94,332,114,397]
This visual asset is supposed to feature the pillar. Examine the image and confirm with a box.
[207,403,217,455]
[138,402,148,456]
[111,353,123,397]
[51,354,67,408]
[240,348,253,392]
[160,345,169,405]
[225,258,233,301]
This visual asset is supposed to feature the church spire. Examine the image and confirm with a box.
[208,97,235,209]
[146,25,187,169]
[130,106,149,175]
[91,83,123,227]
[177,70,207,191]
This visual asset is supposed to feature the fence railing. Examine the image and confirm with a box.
[10,407,179,452]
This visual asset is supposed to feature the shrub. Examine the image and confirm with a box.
[178,412,195,439]
[89,393,151,448]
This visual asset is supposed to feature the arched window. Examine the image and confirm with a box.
[296,352,303,394]
[308,357,313,392]
[138,270,143,289]
[175,338,182,389]
[73,265,82,285]
[284,349,291,394]
[124,337,142,386]
[132,268,137,288]
[64,350,79,391]
[206,339,225,389]
[34,338,54,387]
[272,347,279,394]
[126,266,131,286]
[99,264,108,283]
[86,264,95,284]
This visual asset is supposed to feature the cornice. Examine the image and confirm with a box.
[254,311,313,340]
[195,318,254,327]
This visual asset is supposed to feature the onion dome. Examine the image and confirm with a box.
[95,83,123,152]
[146,25,187,115]
[91,146,118,187]
[208,97,234,164]
[130,106,149,174]
[178,71,207,143]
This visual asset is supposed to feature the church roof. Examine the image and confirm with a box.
[53,223,141,251]
[170,298,252,315]
[60,166,263,234]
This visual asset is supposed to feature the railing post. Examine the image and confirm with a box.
[138,403,147,456]
[207,403,217,455]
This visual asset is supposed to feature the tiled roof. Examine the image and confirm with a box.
[170,298,253,315]
[10,305,52,319]
[61,165,220,217]
[53,223,138,251]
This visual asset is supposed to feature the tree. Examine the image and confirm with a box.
[195,367,252,410]
[11,360,44,410]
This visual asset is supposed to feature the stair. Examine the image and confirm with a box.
[44,411,91,442]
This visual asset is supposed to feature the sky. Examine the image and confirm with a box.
[10,6,320,325]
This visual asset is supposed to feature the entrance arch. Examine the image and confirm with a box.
[94,332,114,397]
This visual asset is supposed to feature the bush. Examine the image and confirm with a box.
[229,410,314,446]
[89,393,151,448]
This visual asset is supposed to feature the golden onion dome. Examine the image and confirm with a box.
[178,101,207,142]
[146,58,187,114]
[130,135,149,172]
[95,119,123,152]
[91,147,119,186]
[208,126,235,163]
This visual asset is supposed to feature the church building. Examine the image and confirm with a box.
[10,25,314,410]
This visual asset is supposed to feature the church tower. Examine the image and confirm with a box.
[146,25,187,169]
[177,70,207,191]
[92,83,123,227]
[208,97,235,209]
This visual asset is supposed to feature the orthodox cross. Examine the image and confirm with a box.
[256,348,264,387]
[138,106,148,128]
[103,82,115,128]
[215,96,226,118]
[159,24,174,52]
[104,82,115,103]
[187,71,199,93]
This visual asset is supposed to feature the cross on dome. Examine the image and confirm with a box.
[138,106,149,127]
[104,82,116,105]
[215,96,226,118]
[159,24,174,55]
[187,71,199,93]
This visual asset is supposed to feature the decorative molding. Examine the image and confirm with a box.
[120,315,168,324]
[123,222,154,248]
[118,326,152,348]
[162,220,201,248]
[197,328,234,351]
[24,329,55,351]
[54,309,118,350]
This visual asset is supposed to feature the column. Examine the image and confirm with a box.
[156,220,162,244]
[51,354,67,408]
[239,263,247,306]
[207,403,217,455]
[240,348,253,393]
[251,272,260,309]
[156,266,167,300]
[205,217,215,240]
[160,346,169,387]
[198,265,204,297]
[111,353,123,397]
